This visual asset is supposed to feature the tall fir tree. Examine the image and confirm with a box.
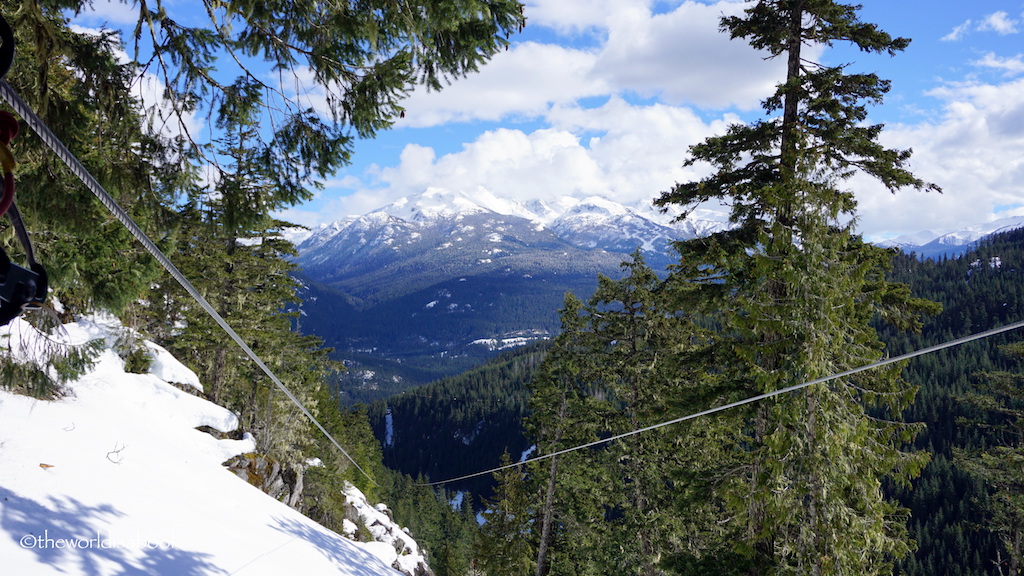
[514,254,721,575]
[655,2,939,574]
[525,292,612,576]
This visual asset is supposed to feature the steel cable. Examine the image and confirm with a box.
[0,80,378,486]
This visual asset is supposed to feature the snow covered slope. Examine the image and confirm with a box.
[0,314,417,576]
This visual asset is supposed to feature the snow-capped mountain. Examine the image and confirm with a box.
[296,187,717,305]
[877,216,1024,258]
[297,186,730,279]
[291,187,729,398]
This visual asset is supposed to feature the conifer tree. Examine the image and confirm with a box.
[477,451,537,576]
[521,255,720,575]
[956,342,1024,576]
[579,254,696,576]
[655,2,939,574]
[525,292,610,576]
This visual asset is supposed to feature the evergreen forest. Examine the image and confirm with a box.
[375,229,1024,575]
[1,1,1022,576]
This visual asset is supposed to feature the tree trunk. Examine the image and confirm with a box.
[535,394,568,576]
[535,454,559,576]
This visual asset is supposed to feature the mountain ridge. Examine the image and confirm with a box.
[291,188,1024,399]
[877,215,1024,258]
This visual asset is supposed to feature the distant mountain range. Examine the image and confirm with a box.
[876,216,1024,258]
[292,188,728,400]
[291,187,1024,400]
[293,187,730,282]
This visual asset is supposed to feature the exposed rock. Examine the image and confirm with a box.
[223,453,303,507]
[340,482,434,576]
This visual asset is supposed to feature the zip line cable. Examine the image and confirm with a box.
[18,52,1019,491]
[15,49,1021,490]
[417,317,1024,487]
[6,55,1019,492]
[0,80,379,487]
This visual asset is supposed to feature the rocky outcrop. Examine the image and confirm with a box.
[224,453,304,507]
[341,483,434,576]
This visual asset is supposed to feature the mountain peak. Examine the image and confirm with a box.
[382,187,489,222]
[378,186,546,223]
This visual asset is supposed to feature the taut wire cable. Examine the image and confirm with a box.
[417,317,1024,486]
[0,80,378,486]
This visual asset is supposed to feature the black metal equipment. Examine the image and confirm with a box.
[0,11,47,326]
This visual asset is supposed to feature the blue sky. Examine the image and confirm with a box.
[75,0,1024,240]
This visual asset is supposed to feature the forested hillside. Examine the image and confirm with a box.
[884,228,1024,576]
[7,1,1024,575]
[374,229,1024,575]
[368,342,545,497]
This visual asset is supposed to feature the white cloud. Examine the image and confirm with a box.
[75,0,140,27]
[523,0,645,35]
[594,1,790,110]
[400,1,787,127]
[974,52,1024,76]
[401,42,609,126]
[978,11,1020,35]
[941,20,972,42]
[856,78,1024,237]
[547,96,734,196]
[377,128,613,201]
[943,11,1022,41]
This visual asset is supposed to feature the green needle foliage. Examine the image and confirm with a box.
[1,0,184,315]
[652,2,940,575]
[130,0,524,199]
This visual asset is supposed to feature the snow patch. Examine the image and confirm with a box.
[0,315,416,576]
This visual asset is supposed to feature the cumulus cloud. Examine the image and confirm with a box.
[856,77,1024,237]
[978,11,1020,35]
[400,0,787,127]
[401,42,609,126]
[973,53,1024,76]
[523,0,639,35]
[593,1,792,110]
[76,0,141,27]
